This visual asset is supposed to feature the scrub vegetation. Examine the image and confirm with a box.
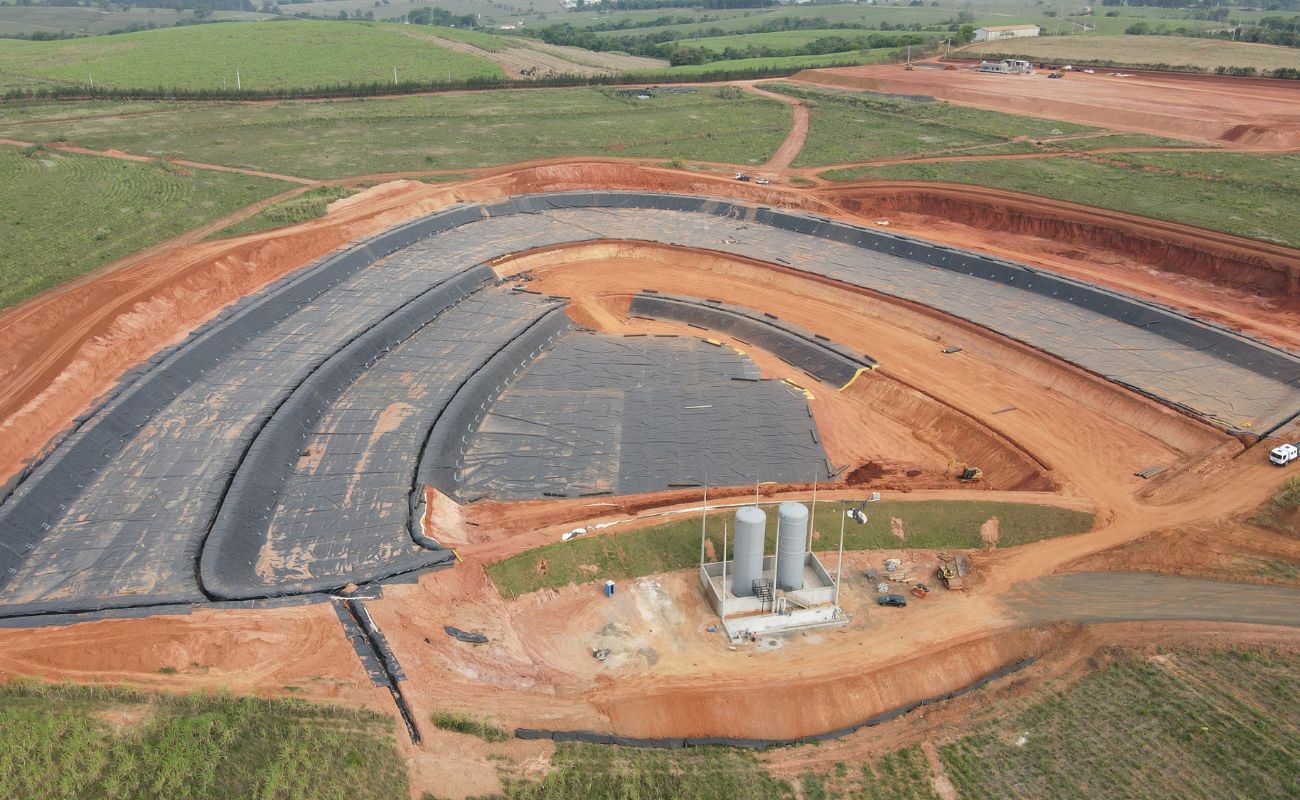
[0,680,408,800]
[431,711,510,743]
[1253,476,1300,535]
[210,185,356,239]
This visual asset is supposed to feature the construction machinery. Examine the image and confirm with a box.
[958,465,983,482]
[937,554,970,590]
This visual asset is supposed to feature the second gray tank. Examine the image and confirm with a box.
[776,502,808,590]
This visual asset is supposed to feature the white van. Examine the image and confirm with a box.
[1270,443,1298,466]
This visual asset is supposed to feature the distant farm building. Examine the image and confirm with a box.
[973,25,1041,42]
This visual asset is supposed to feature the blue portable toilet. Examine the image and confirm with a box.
[603,580,615,597]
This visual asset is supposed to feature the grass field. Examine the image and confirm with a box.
[0,680,408,800]
[822,151,1300,248]
[760,83,1094,166]
[0,20,503,92]
[0,88,788,179]
[0,146,289,309]
[210,185,356,239]
[486,499,1093,598]
[961,35,1300,73]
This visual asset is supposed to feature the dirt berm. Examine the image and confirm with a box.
[821,183,1300,299]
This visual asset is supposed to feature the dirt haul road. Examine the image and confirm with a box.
[795,64,1300,149]
[0,160,1296,798]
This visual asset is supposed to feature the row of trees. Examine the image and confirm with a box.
[667,33,930,66]
[527,15,971,60]
[1126,14,1300,47]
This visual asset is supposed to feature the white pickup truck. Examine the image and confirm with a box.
[1270,442,1299,466]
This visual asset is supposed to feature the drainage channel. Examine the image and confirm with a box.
[333,597,422,744]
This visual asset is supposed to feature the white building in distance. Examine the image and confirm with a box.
[972,25,1041,42]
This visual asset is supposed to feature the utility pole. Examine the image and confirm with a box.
[393,65,398,85]
[236,70,241,91]
[834,501,846,606]
[807,474,817,553]
[698,483,709,568]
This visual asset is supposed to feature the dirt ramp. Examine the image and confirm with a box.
[845,374,1054,492]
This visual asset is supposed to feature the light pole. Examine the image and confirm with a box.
[834,493,880,605]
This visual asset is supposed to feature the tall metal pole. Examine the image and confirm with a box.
[834,501,846,606]
[771,507,779,610]
[808,474,818,553]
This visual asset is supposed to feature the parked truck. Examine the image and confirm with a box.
[1270,442,1299,466]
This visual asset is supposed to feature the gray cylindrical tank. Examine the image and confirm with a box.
[776,502,808,590]
[730,506,766,597]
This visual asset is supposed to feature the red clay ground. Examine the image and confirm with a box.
[795,64,1300,149]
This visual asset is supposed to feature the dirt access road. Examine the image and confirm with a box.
[740,81,810,171]
[1004,572,1300,627]
[796,64,1300,149]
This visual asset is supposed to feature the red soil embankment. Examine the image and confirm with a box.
[595,627,1040,739]
[822,183,1300,299]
